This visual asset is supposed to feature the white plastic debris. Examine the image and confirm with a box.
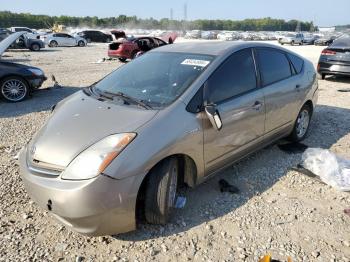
[174,196,187,209]
[302,148,350,191]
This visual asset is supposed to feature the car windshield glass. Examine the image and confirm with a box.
[94,52,214,108]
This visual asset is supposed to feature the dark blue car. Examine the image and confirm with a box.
[0,32,46,102]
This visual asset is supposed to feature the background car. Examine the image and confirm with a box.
[279,33,304,45]
[317,36,350,79]
[75,30,112,43]
[0,28,11,41]
[110,30,126,40]
[0,32,46,102]
[302,34,320,45]
[8,26,40,39]
[43,33,87,47]
[108,36,167,62]
[314,35,337,46]
[9,34,45,51]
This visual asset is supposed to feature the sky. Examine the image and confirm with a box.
[1,0,349,27]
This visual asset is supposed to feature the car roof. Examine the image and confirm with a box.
[152,41,291,56]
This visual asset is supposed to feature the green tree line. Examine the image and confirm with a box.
[0,11,315,31]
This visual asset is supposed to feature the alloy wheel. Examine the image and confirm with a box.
[296,109,310,138]
[1,79,28,102]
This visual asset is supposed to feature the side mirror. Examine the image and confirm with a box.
[205,104,222,131]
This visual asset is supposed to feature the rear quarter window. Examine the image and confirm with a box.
[257,48,292,86]
[287,53,304,74]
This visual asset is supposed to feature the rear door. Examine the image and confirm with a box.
[255,48,300,133]
[54,33,66,46]
[203,48,265,174]
[63,34,77,46]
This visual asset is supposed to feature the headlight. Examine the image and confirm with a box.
[61,133,136,180]
[28,68,44,76]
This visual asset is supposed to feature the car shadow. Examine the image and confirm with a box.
[0,86,80,118]
[6,49,61,53]
[0,57,31,63]
[115,104,350,241]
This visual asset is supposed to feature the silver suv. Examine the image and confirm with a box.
[280,33,304,45]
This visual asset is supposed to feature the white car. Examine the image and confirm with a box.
[43,33,87,47]
[8,27,40,40]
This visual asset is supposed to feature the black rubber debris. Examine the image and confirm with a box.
[278,142,308,154]
[290,164,325,184]
[338,89,350,93]
[218,179,240,194]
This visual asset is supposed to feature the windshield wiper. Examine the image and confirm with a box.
[102,90,153,109]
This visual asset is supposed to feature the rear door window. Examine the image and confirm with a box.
[207,48,257,103]
[287,53,304,74]
[257,48,292,86]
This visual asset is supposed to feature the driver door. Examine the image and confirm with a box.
[203,48,266,174]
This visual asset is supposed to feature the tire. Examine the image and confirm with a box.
[144,158,179,225]
[131,50,138,59]
[30,43,40,51]
[291,41,295,46]
[0,76,29,102]
[288,104,312,142]
[118,57,127,62]
[49,41,58,47]
[317,74,326,80]
[78,40,85,47]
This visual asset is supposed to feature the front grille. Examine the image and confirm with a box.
[27,156,64,178]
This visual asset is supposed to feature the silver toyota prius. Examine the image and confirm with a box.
[19,42,318,236]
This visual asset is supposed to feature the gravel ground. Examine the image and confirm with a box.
[1,40,350,262]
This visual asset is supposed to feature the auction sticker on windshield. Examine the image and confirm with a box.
[181,59,210,67]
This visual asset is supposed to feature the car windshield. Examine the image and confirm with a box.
[94,52,214,108]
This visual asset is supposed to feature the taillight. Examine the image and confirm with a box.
[321,49,336,56]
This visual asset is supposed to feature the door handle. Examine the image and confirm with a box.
[252,101,263,111]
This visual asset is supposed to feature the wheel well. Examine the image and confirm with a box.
[304,100,314,115]
[135,154,197,222]
[0,74,29,87]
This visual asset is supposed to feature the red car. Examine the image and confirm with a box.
[108,36,169,62]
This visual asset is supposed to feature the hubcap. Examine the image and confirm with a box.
[1,79,27,102]
[296,109,310,138]
[168,166,178,208]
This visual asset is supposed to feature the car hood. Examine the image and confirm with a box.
[0,32,25,56]
[30,91,159,167]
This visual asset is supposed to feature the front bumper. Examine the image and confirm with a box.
[19,147,138,236]
[108,49,127,59]
[318,61,350,76]
[28,75,47,89]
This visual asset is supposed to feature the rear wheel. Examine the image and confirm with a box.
[30,43,40,51]
[144,158,178,225]
[78,40,85,47]
[49,40,58,47]
[288,104,312,142]
[0,76,29,102]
